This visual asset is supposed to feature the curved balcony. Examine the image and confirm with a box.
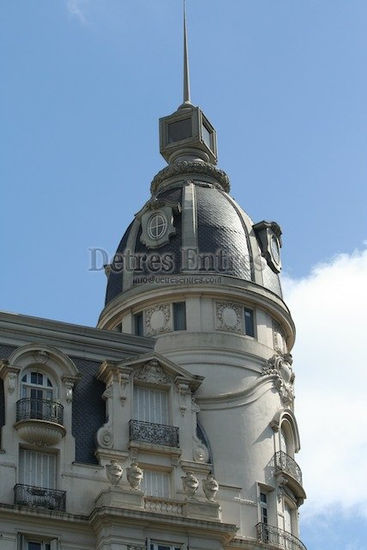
[274,451,306,502]
[14,483,66,511]
[15,398,66,446]
[256,523,307,550]
[129,419,179,448]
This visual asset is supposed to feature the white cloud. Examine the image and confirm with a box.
[282,247,367,518]
[66,0,89,24]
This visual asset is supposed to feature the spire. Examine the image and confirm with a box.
[183,0,191,105]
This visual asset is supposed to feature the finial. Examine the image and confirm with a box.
[183,0,191,105]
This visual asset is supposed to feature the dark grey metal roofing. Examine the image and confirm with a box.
[71,356,105,465]
[105,183,282,305]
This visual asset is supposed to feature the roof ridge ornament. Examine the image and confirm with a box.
[183,0,191,106]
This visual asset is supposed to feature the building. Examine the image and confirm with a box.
[0,11,306,550]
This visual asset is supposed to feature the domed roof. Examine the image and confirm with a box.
[105,163,282,306]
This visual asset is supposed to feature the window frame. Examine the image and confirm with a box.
[134,311,144,336]
[173,301,186,331]
[142,467,172,498]
[19,534,58,550]
[20,370,56,401]
[244,307,255,338]
[150,541,182,550]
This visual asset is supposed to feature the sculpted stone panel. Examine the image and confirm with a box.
[216,302,242,333]
[134,360,172,385]
[262,353,295,406]
[145,304,171,336]
[273,319,287,354]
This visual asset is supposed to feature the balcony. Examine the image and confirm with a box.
[256,523,307,550]
[129,419,179,448]
[274,451,306,502]
[14,483,66,511]
[15,398,66,446]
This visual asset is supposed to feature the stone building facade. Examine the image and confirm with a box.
[0,30,306,550]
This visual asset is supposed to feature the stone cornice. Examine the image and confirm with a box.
[151,160,230,194]
[0,311,154,362]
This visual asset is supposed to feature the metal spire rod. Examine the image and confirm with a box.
[183,0,191,104]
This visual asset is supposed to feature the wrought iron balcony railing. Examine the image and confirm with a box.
[16,398,64,425]
[274,451,303,486]
[14,483,66,511]
[256,523,306,550]
[129,419,179,448]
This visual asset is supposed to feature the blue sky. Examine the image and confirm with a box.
[1,2,367,548]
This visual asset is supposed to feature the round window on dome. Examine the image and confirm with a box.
[147,213,168,240]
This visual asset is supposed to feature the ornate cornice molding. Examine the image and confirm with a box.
[151,160,230,194]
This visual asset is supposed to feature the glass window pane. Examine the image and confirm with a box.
[244,309,254,337]
[134,312,143,336]
[202,123,212,149]
[167,118,192,143]
[28,543,42,550]
[173,302,186,331]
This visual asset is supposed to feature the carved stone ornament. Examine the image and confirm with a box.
[119,372,130,405]
[105,460,123,486]
[273,320,287,354]
[33,350,49,364]
[97,427,114,449]
[176,382,191,416]
[62,378,75,403]
[126,462,143,490]
[262,353,295,406]
[150,160,230,194]
[182,471,199,498]
[203,472,219,502]
[139,199,178,250]
[191,398,210,464]
[144,304,171,336]
[134,360,172,385]
[8,372,17,394]
[216,302,242,333]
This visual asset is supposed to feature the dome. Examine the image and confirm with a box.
[105,161,283,306]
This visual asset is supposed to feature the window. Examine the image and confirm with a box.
[284,502,293,533]
[143,470,170,498]
[150,542,181,550]
[20,537,58,550]
[27,543,51,550]
[280,428,288,455]
[244,308,255,337]
[134,312,144,336]
[148,213,168,240]
[173,302,186,331]
[133,386,169,425]
[260,492,268,524]
[167,117,192,143]
[21,371,54,400]
[19,449,56,489]
[202,122,213,149]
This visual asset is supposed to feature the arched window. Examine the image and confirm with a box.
[280,428,288,455]
[279,419,296,457]
[20,371,56,420]
[21,371,54,401]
